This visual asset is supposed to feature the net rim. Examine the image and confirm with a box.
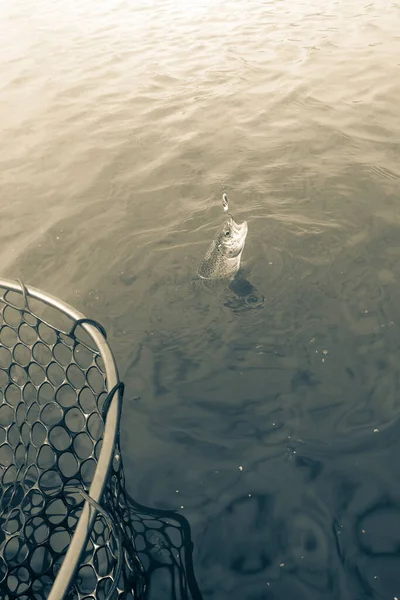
[0,277,122,600]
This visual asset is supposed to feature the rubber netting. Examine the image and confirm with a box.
[0,284,202,600]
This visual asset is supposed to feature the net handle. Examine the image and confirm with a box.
[0,278,122,600]
[64,486,124,600]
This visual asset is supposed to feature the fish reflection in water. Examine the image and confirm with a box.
[194,269,265,313]
[225,271,265,312]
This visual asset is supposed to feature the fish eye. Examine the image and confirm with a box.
[225,231,231,237]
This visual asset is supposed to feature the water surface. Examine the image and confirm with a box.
[1,1,400,598]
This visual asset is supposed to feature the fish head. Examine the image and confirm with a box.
[216,216,248,258]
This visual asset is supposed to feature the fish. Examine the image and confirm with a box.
[198,215,248,280]
[222,193,229,212]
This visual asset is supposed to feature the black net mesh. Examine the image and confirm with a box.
[104,465,203,600]
[0,281,202,600]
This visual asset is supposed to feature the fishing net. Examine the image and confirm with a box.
[0,279,202,600]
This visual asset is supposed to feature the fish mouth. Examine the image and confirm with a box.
[232,219,248,242]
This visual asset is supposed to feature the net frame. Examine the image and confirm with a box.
[0,278,125,599]
[0,278,203,600]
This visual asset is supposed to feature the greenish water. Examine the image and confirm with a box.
[1,0,400,598]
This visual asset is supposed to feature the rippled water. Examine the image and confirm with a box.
[1,0,400,598]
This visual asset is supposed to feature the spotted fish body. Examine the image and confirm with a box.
[198,216,248,280]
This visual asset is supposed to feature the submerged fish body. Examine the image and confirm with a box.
[198,216,248,280]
